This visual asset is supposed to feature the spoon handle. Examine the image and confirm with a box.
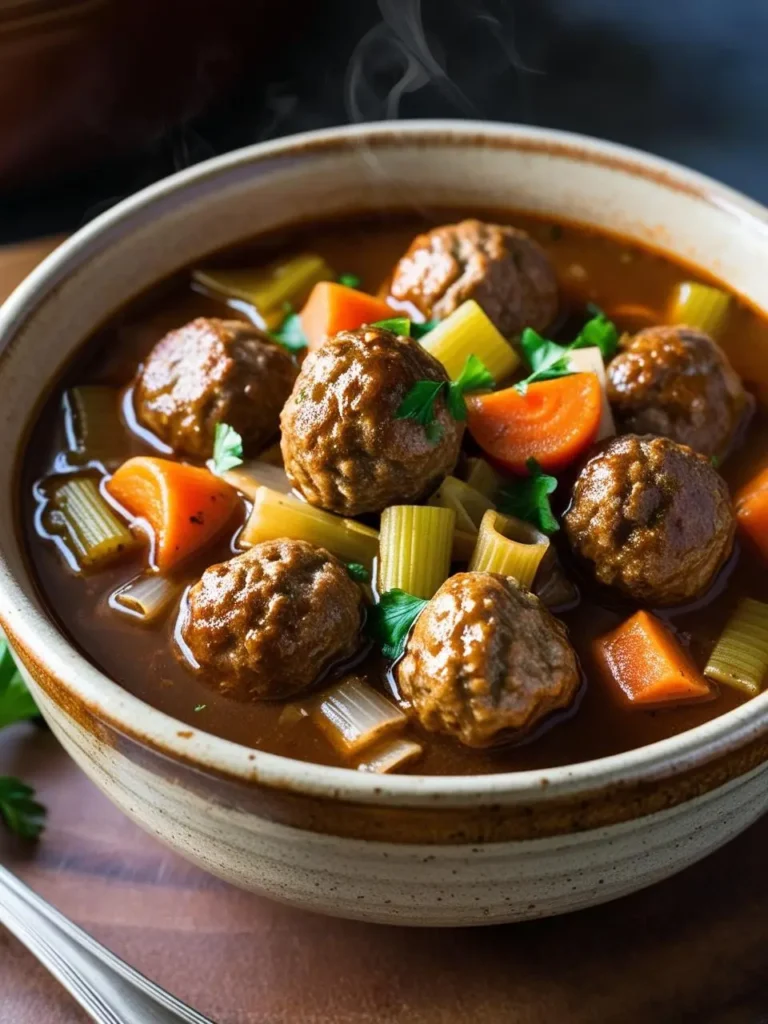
[0,864,213,1024]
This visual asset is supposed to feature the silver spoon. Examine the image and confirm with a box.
[0,863,214,1023]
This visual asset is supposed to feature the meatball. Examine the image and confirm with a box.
[135,317,296,459]
[388,219,558,336]
[178,539,363,701]
[281,325,463,516]
[397,572,580,748]
[607,325,753,458]
[564,434,734,605]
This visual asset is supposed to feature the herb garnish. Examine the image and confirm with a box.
[395,380,447,443]
[515,310,619,394]
[372,316,412,336]
[498,458,560,534]
[575,306,620,359]
[338,272,361,289]
[212,423,244,474]
[395,354,495,443]
[0,640,44,838]
[194,703,207,712]
[411,320,438,340]
[346,562,371,583]
[271,306,308,352]
[371,317,437,340]
[366,590,429,659]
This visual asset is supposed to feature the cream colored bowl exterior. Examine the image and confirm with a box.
[2,122,768,926]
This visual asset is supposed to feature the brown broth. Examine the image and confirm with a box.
[18,210,768,775]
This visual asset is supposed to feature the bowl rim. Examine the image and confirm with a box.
[3,117,768,808]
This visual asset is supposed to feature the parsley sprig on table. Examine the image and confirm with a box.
[366,590,429,660]
[0,640,45,839]
[211,422,244,474]
[515,309,619,394]
[498,458,560,535]
[395,355,495,444]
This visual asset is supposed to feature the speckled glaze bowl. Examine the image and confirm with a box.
[2,122,768,926]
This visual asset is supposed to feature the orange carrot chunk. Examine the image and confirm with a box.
[300,282,394,350]
[734,466,768,563]
[106,457,238,571]
[593,610,712,707]
[466,373,602,475]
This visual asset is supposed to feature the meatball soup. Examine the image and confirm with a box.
[21,210,768,776]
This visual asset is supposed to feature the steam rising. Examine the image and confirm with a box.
[346,0,474,122]
[345,0,532,123]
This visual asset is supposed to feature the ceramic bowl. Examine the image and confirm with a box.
[2,122,768,927]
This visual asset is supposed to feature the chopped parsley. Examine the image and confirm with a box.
[372,316,412,336]
[395,380,447,443]
[498,458,560,534]
[212,422,244,474]
[194,703,207,712]
[575,305,620,360]
[371,317,437,340]
[411,320,438,340]
[395,355,495,443]
[515,310,619,394]
[271,307,308,352]
[366,589,429,660]
[338,272,361,288]
[0,640,45,839]
[346,562,371,583]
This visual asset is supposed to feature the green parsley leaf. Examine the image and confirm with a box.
[0,640,38,731]
[372,317,411,336]
[194,703,207,712]
[0,776,45,839]
[0,642,45,838]
[710,455,721,469]
[573,309,619,360]
[212,422,244,475]
[396,355,494,440]
[515,311,619,393]
[447,354,496,419]
[338,272,361,288]
[366,589,429,660]
[271,309,308,352]
[411,320,439,340]
[346,562,371,583]
[517,329,572,392]
[395,380,446,443]
[498,458,560,535]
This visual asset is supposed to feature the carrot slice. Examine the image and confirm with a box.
[593,610,711,707]
[734,466,768,563]
[106,457,238,570]
[466,373,602,474]
[300,282,394,350]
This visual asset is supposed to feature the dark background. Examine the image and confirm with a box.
[2,0,767,244]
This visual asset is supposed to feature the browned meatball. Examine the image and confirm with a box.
[607,325,753,458]
[388,219,558,336]
[135,317,296,459]
[178,539,363,701]
[281,325,463,516]
[397,573,580,748]
[564,434,734,605]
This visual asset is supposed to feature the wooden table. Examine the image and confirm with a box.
[2,240,768,1024]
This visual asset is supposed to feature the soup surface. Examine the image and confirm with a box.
[19,209,768,775]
